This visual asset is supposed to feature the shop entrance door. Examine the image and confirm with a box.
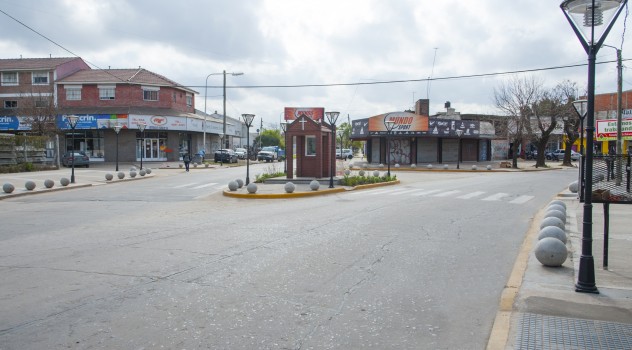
[137,138,166,161]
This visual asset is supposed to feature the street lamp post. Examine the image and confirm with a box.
[455,129,464,169]
[113,123,122,172]
[138,122,146,170]
[280,121,288,175]
[67,115,79,183]
[384,118,396,177]
[218,133,224,167]
[204,71,244,153]
[325,111,340,188]
[561,0,627,294]
[242,114,255,185]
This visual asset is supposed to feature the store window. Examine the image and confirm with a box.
[65,130,105,160]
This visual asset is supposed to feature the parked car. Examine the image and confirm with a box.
[234,148,247,159]
[547,149,580,161]
[336,148,353,160]
[214,149,238,163]
[61,151,90,167]
[257,146,285,162]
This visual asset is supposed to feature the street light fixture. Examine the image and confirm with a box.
[242,114,255,185]
[204,71,244,153]
[561,0,627,294]
[138,122,146,170]
[325,111,340,188]
[384,117,396,177]
[113,123,122,172]
[67,115,79,184]
[455,129,464,169]
[280,121,288,175]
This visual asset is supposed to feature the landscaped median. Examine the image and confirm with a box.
[222,179,400,199]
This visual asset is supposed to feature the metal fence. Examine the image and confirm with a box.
[580,154,632,204]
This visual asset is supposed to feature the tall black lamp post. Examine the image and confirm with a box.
[138,122,146,170]
[67,115,79,183]
[242,114,255,184]
[455,129,464,169]
[280,120,288,175]
[561,0,627,294]
[325,111,340,188]
[384,117,396,177]
[218,132,224,166]
[113,123,122,172]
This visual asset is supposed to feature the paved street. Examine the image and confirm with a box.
[0,166,576,349]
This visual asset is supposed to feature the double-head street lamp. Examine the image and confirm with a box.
[280,120,288,175]
[384,117,396,177]
[138,121,146,170]
[242,114,255,185]
[67,115,79,183]
[325,111,340,188]
[455,129,464,169]
[204,71,244,153]
[113,123,122,172]
[561,0,627,294]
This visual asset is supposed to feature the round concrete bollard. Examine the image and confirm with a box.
[359,170,365,176]
[363,163,369,169]
[545,209,566,225]
[194,163,198,168]
[395,163,400,168]
[487,165,492,170]
[236,179,244,188]
[145,168,152,174]
[105,173,114,181]
[444,164,449,170]
[540,216,565,231]
[538,226,567,244]
[25,180,36,191]
[228,180,238,191]
[130,171,137,178]
[309,180,320,191]
[568,181,579,193]
[547,204,566,214]
[117,172,125,179]
[411,164,416,168]
[427,164,433,169]
[179,164,183,168]
[139,169,146,176]
[246,182,257,193]
[205,163,209,168]
[344,169,351,176]
[60,178,70,186]
[535,237,568,267]
[471,165,478,170]
[379,163,384,168]
[549,200,566,210]
[130,167,137,172]
[44,179,55,188]
[373,170,380,177]
[285,182,296,193]
[3,183,15,193]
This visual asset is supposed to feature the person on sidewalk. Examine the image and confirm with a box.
[183,153,191,172]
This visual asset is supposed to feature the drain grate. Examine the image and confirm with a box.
[516,313,632,349]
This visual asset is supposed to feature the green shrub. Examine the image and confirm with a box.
[340,174,396,186]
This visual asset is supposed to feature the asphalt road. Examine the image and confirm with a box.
[0,166,577,349]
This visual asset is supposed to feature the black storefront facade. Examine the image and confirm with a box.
[351,112,492,165]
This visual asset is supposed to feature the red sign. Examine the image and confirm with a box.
[284,107,324,121]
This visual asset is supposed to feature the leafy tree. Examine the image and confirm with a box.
[254,129,284,149]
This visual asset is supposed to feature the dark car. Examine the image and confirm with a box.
[61,151,90,167]
[214,149,238,163]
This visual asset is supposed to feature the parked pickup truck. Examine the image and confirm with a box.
[257,146,285,162]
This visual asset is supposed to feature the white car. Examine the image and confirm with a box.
[234,148,247,159]
[336,148,353,160]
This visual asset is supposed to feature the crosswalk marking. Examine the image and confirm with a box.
[509,195,534,204]
[482,193,509,201]
[192,182,218,189]
[433,190,461,197]
[457,191,486,199]
[389,188,425,195]
[369,188,415,196]
[173,182,198,188]
[349,188,394,196]
[410,189,443,196]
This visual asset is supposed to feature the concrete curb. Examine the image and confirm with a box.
[222,180,400,199]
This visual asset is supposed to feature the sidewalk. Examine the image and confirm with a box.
[490,191,632,349]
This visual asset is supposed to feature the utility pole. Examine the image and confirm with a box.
[605,45,623,185]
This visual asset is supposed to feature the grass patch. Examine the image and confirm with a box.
[340,174,397,186]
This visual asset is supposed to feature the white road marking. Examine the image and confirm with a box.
[509,195,534,204]
[482,193,509,201]
[410,189,443,196]
[173,183,199,188]
[192,183,218,189]
[433,190,461,197]
[457,191,486,199]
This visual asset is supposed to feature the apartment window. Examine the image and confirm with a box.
[186,94,192,106]
[65,85,82,100]
[1,72,18,86]
[4,100,17,109]
[142,86,159,101]
[32,71,49,85]
[99,85,116,100]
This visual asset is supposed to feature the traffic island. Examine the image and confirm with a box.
[222,179,400,199]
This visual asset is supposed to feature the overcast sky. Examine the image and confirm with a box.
[1,0,630,128]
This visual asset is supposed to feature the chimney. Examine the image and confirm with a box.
[415,99,430,116]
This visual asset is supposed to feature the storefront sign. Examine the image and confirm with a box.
[596,118,632,141]
[368,112,429,135]
[0,116,29,130]
[428,119,480,137]
[284,107,324,121]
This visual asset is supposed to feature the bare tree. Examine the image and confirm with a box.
[494,76,544,168]
[17,89,59,136]
[557,81,582,166]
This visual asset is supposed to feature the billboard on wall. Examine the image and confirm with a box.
[596,118,632,141]
[368,112,429,135]
[284,107,324,121]
[0,116,30,130]
[57,114,129,129]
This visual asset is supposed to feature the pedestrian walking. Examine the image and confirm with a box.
[183,153,191,172]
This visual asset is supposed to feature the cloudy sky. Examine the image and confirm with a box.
[1,0,630,128]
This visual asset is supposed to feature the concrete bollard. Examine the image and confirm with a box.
[105,173,114,181]
[359,170,365,176]
[379,163,384,168]
[373,170,380,177]
[139,169,146,176]
[117,172,125,179]
[444,164,449,170]
[25,180,36,191]
[471,165,478,170]
[547,204,566,214]
[309,180,320,191]
[130,171,137,178]
[344,169,351,176]
[228,181,238,191]
[540,216,565,231]
[549,200,566,210]
[411,164,416,168]
[285,182,296,193]
[568,181,579,193]
[60,178,70,186]
[246,182,257,193]
[44,179,55,188]
[487,165,492,170]
[545,209,566,225]
[236,179,244,188]
[427,164,433,169]
[145,168,152,174]
[395,163,400,168]
[535,237,568,267]
[538,226,567,244]
[3,183,15,193]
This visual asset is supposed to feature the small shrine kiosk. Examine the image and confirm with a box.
[284,107,334,179]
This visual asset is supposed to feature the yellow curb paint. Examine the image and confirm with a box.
[222,180,400,199]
